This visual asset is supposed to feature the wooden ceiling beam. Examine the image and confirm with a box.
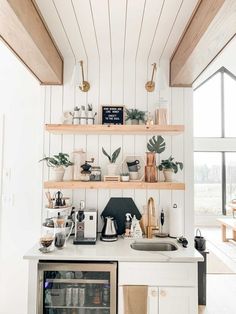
[0,0,63,85]
[170,0,236,87]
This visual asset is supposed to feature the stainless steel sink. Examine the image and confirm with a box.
[130,242,178,251]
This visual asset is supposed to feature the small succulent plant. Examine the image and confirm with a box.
[120,172,129,176]
[87,104,93,111]
[147,135,166,154]
[102,147,121,163]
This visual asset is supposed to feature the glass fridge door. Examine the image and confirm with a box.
[38,262,117,314]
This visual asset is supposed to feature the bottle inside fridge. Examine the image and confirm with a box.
[38,262,116,314]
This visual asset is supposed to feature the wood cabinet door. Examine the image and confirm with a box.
[159,287,197,314]
[118,286,159,314]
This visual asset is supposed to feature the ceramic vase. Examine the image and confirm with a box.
[107,163,117,176]
[145,152,157,182]
[51,166,65,181]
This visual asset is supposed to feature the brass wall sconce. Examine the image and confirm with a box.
[145,63,157,92]
[79,60,90,92]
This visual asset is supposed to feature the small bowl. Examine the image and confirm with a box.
[42,220,73,236]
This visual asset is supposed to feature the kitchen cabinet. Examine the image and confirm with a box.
[118,262,198,314]
[158,287,196,314]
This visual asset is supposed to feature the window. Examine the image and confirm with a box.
[194,68,236,216]
[224,73,236,137]
[194,153,222,215]
[194,72,221,137]
[226,153,236,204]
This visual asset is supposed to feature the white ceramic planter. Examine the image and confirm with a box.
[107,163,117,175]
[51,167,65,181]
[121,175,129,182]
[80,109,87,125]
[87,111,94,125]
[163,169,173,182]
[131,119,139,125]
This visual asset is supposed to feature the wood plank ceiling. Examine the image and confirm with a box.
[35,0,198,80]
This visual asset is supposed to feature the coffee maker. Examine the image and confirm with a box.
[73,201,97,245]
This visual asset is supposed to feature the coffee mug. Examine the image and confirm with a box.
[127,160,140,167]
[129,172,139,180]
[128,164,141,172]
[127,160,141,172]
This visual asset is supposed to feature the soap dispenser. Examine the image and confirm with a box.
[125,213,132,237]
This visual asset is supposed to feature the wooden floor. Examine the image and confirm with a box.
[198,274,236,314]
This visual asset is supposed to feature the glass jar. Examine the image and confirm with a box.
[90,166,101,181]
[81,171,90,181]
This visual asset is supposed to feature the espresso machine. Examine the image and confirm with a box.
[73,201,97,245]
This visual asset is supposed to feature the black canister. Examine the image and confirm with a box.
[194,228,206,251]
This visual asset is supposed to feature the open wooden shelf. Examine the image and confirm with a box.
[45,124,184,135]
[44,181,185,190]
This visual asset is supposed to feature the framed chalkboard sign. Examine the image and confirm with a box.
[101,105,125,125]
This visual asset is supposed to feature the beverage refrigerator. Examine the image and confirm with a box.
[37,262,117,314]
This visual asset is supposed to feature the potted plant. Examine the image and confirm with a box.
[125,108,146,125]
[39,153,73,181]
[158,155,183,182]
[145,135,166,182]
[102,147,121,175]
[120,173,130,182]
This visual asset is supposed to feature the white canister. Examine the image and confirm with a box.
[169,204,184,238]
[87,111,94,125]
[79,109,87,125]
[73,149,86,180]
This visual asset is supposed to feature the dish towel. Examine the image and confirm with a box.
[123,285,148,314]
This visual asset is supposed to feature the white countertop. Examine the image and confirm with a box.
[24,236,203,263]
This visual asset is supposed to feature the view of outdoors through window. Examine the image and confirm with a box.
[194,152,222,215]
[226,153,236,204]
[194,69,236,216]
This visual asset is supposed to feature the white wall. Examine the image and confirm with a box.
[0,44,194,314]
[0,41,43,314]
[194,36,236,88]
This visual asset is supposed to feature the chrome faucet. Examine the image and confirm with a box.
[146,197,159,239]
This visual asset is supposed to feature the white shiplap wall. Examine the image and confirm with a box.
[42,58,193,239]
[35,0,195,239]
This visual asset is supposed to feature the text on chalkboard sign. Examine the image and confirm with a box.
[101,105,124,125]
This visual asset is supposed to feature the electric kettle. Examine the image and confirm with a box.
[101,216,118,242]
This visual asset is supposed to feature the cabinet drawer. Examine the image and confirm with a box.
[118,262,197,287]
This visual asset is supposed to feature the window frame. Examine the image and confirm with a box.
[194,67,236,216]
